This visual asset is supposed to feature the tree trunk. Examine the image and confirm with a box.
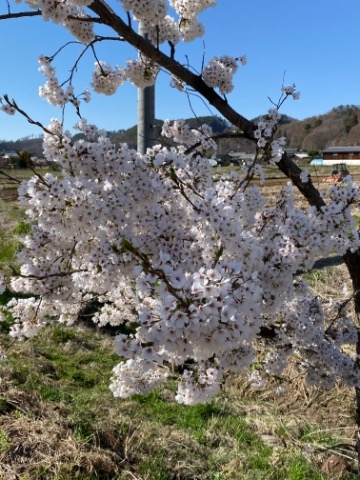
[343,251,360,476]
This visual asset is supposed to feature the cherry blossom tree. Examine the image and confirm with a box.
[1,0,360,437]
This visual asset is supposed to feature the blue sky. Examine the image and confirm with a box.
[0,0,359,140]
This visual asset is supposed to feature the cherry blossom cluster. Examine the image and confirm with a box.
[118,0,217,42]
[281,83,301,100]
[121,0,167,24]
[161,119,216,153]
[17,0,216,46]
[119,0,215,43]
[141,15,181,45]
[202,55,247,95]
[39,53,157,103]
[0,103,15,115]
[178,18,205,42]
[2,0,360,407]
[93,57,161,93]
[15,0,224,99]
[125,57,160,88]
[16,0,219,59]
[2,117,360,404]
[21,0,94,43]
[38,55,83,107]
[253,108,287,162]
[91,61,126,96]
[169,0,216,18]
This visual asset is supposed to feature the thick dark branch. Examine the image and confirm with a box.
[276,153,326,209]
[88,1,330,213]
[6,1,324,216]
[88,0,255,140]
[0,2,343,219]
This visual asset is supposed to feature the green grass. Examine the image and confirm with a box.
[8,325,118,400]
[0,200,28,276]
[298,424,340,446]
[0,321,356,479]
[0,428,11,453]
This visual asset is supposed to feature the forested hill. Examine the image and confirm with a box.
[0,136,44,157]
[275,105,360,150]
[2,107,360,155]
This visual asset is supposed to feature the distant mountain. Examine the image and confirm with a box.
[0,136,44,157]
[106,108,360,153]
[275,105,360,150]
[106,116,230,150]
[3,107,360,156]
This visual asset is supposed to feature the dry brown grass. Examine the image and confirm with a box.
[0,346,357,479]
[0,379,123,479]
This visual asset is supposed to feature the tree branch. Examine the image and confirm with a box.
[88,0,255,140]
[87,0,330,214]
[0,10,41,20]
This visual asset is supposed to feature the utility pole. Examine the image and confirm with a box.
[137,24,156,154]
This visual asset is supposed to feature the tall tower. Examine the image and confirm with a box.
[137,24,156,154]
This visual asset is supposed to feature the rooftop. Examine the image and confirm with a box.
[323,146,360,153]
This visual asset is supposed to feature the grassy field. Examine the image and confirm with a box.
[0,321,357,480]
[0,169,359,479]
